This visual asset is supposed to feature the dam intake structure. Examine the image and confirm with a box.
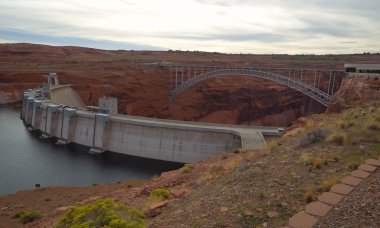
[21,73,282,163]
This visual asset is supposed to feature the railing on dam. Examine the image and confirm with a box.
[21,91,282,163]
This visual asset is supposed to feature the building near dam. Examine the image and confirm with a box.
[345,63,380,79]
[21,73,282,163]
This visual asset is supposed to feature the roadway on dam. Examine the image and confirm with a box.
[110,114,281,149]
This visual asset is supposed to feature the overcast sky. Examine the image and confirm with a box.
[0,0,379,54]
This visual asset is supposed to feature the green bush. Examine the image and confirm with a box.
[181,164,193,173]
[149,188,171,201]
[55,199,145,228]
[15,210,42,224]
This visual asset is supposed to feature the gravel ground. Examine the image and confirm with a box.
[314,167,380,228]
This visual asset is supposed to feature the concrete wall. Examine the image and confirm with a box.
[22,97,243,163]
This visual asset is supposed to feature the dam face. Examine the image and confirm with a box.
[21,80,282,163]
[21,94,245,163]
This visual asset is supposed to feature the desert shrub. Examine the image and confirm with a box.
[337,120,355,129]
[55,199,145,228]
[202,166,224,180]
[314,158,322,169]
[305,187,316,203]
[181,164,193,173]
[233,148,241,154]
[343,150,365,169]
[369,143,380,157]
[375,115,380,122]
[305,120,314,129]
[224,157,245,171]
[366,119,380,131]
[326,132,346,145]
[343,110,354,120]
[320,176,340,192]
[300,153,314,165]
[256,191,265,199]
[14,210,42,224]
[149,188,171,201]
[297,129,326,147]
[262,138,280,153]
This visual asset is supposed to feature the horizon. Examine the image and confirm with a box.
[3,42,380,56]
[0,0,379,54]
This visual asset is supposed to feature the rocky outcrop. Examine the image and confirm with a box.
[327,77,380,113]
[0,84,38,104]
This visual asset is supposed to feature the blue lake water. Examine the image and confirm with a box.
[0,105,182,196]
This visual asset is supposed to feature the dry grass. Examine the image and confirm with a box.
[261,138,280,153]
[300,152,314,166]
[366,118,380,131]
[233,148,241,154]
[201,166,225,181]
[320,175,340,192]
[181,164,193,173]
[305,186,316,203]
[314,158,322,169]
[224,157,245,171]
[343,150,365,170]
[326,131,346,145]
[336,119,355,129]
[305,120,315,129]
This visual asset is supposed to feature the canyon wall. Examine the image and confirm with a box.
[2,43,380,126]
[327,77,380,112]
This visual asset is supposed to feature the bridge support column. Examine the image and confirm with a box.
[89,113,110,154]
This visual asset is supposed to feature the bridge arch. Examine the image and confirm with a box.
[170,68,341,107]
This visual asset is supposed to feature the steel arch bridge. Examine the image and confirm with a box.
[160,64,345,107]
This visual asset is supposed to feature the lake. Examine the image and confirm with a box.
[0,105,183,196]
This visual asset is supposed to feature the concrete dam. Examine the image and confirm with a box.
[21,75,282,163]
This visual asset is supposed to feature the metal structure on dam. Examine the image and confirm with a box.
[21,73,282,163]
[160,64,345,107]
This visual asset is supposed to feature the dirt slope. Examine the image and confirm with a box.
[1,101,379,227]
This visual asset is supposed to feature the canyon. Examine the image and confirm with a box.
[3,43,380,127]
[1,43,380,227]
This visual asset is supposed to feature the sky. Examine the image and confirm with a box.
[0,0,379,54]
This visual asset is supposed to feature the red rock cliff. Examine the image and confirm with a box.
[327,77,380,113]
[2,43,380,126]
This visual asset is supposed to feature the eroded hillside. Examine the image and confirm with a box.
[1,101,379,227]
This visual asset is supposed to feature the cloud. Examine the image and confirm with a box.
[0,28,164,50]
[0,0,379,54]
[167,33,286,42]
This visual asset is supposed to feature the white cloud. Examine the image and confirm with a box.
[0,0,379,53]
